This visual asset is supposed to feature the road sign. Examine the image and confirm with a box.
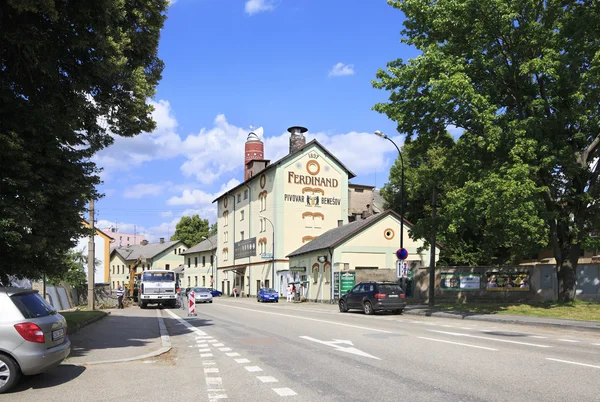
[188,290,196,317]
[260,253,273,259]
[340,272,355,295]
[396,260,408,279]
[396,248,408,260]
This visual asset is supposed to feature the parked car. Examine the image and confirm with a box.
[192,287,213,303]
[257,288,279,303]
[207,288,223,297]
[0,287,71,394]
[338,281,406,315]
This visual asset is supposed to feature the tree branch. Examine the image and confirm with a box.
[579,136,600,167]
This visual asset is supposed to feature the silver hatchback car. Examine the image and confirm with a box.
[0,287,71,394]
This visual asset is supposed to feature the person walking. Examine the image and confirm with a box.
[286,284,293,302]
[116,285,124,309]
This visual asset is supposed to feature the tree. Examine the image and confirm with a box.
[48,249,89,289]
[0,0,168,284]
[209,222,218,237]
[171,215,211,246]
[373,0,600,300]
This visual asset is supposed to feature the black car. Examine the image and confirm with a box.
[339,281,406,315]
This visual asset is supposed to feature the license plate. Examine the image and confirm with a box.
[388,294,399,298]
[52,328,65,341]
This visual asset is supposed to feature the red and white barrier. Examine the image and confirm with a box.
[188,290,196,316]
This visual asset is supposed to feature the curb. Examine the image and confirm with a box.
[68,311,110,335]
[403,308,600,332]
[72,310,172,366]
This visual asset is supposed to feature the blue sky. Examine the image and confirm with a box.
[93,0,420,242]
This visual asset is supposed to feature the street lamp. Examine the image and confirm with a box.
[201,236,215,288]
[259,215,275,290]
[374,130,404,251]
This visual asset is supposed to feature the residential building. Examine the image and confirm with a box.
[101,226,145,247]
[179,235,217,290]
[108,238,188,290]
[287,210,440,302]
[74,221,114,284]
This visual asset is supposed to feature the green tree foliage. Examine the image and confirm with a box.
[209,222,218,237]
[48,249,89,289]
[373,0,600,300]
[171,215,212,247]
[0,0,168,284]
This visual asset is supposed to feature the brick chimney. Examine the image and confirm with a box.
[288,126,307,154]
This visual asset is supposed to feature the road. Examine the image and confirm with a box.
[6,298,600,401]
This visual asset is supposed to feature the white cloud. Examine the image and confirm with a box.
[245,0,274,15]
[328,62,355,77]
[124,183,168,199]
[160,211,173,218]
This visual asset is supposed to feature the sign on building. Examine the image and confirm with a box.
[234,238,257,259]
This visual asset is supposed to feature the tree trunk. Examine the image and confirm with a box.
[556,244,578,302]
[428,186,437,307]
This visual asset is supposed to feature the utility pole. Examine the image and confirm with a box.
[88,199,95,310]
[428,187,437,307]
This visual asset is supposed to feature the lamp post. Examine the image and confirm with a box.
[201,236,215,288]
[259,215,275,290]
[374,130,404,251]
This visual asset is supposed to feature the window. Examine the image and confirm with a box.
[11,293,55,318]
[224,211,229,226]
[202,256,206,266]
[195,257,198,267]
[174,249,177,254]
[127,237,130,241]
[312,264,319,284]
[314,217,322,229]
[112,281,115,289]
[225,231,228,243]
[240,210,245,221]
[188,258,191,267]
[195,276,198,286]
[202,276,206,286]
[188,277,191,286]
[237,193,241,203]
[165,264,170,270]
[211,255,214,265]
[241,231,245,240]
[304,216,313,228]
[324,263,331,283]
[112,265,115,274]
[244,189,248,199]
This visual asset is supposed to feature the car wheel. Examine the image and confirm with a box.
[0,354,20,394]
[257,297,260,302]
[339,300,348,313]
[363,301,374,315]
[209,300,213,303]
[394,309,403,315]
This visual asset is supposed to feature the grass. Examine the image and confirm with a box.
[60,310,107,329]
[432,300,600,322]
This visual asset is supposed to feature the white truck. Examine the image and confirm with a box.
[138,269,177,309]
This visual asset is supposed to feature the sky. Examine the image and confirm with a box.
[93,0,423,242]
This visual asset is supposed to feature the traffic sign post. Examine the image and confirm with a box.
[396,248,408,260]
[396,260,408,279]
[188,290,196,317]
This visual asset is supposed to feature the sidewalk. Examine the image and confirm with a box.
[65,307,170,365]
[222,297,600,332]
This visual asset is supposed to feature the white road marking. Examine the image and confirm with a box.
[208,339,219,343]
[245,366,263,372]
[558,339,580,343]
[460,327,473,330]
[441,325,454,328]
[428,330,552,348]
[206,377,223,385]
[234,358,250,363]
[208,393,228,400]
[196,336,213,339]
[257,376,279,383]
[529,336,547,339]
[219,347,232,351]
[201,353,214,357]
[300,336,380,360]
[418,337,498,351]
[272,388,297,396]
[198,348,211,352]
[218,304,392,333]
[204,368,219,373]
[592,343,600,346]
[226,352,241,357]
[203,361,216,365]
[546,358,600,369]
[214,343,225,347]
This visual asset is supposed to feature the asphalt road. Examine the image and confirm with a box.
[5,298,600,402]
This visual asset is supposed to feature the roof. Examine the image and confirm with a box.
[181,235,217,254]
[110,240,185,261]
[212,139,356,203]
[348,183,375,189]
[82,220,114,241]
[287,210,410,258]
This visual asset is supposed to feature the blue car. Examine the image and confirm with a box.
[257,288,279,303]
[208,288,223,297]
